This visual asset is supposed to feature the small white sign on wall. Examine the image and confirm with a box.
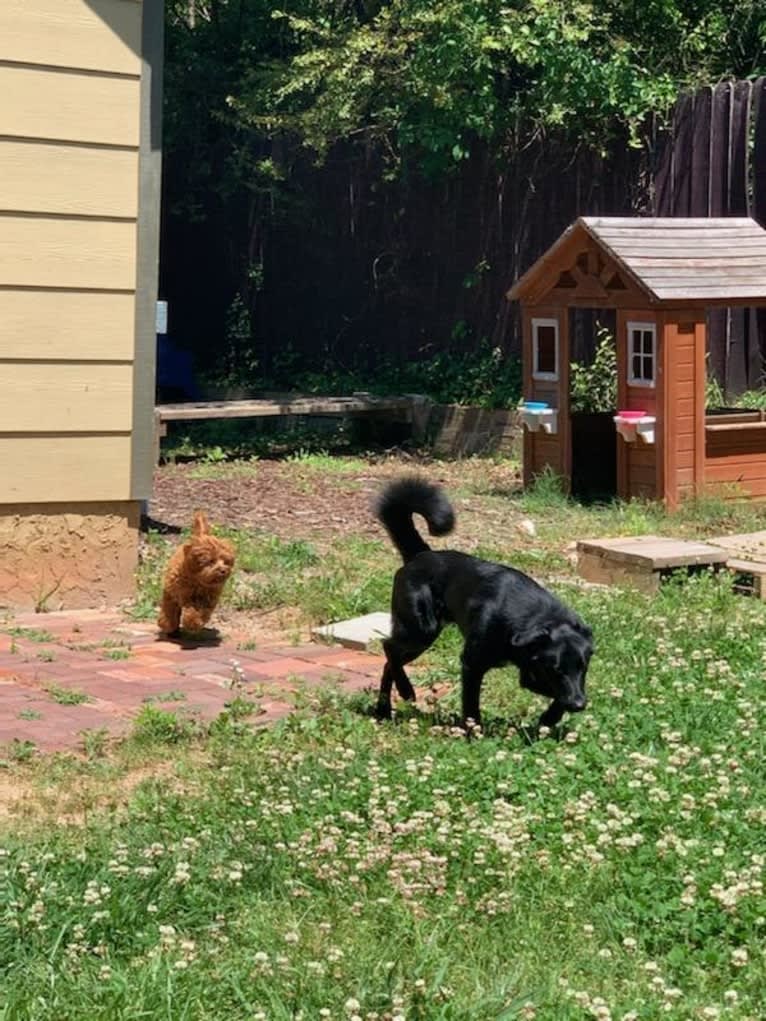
[156,300,168,335]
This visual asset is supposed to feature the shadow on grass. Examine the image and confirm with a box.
[345,688,572,743]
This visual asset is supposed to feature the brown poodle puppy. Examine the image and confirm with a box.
[158,511,236,635]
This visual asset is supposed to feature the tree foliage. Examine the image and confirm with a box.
[167,1,766,181]
[221,0,766,172]
[162,1,765,384]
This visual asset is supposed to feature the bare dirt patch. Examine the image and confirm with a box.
[148,456,524,548]
[0,758,202,830]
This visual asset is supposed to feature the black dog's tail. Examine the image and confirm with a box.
[374,476,455,563]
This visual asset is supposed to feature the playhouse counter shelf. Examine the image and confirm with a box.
[614,411,656,445]
[520,401,558,435]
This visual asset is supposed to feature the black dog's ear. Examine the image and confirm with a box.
[511,625,550,654]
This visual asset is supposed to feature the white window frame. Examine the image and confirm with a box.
[532,317,559,381]
[627,321,656,388]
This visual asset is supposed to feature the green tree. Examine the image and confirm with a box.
[225,0,766,172]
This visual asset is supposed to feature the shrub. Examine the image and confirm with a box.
[569,325,617,413]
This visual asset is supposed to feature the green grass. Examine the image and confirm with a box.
[161,420,361,464]
[7,626,54,643]
[286,449,370,473]
[102,648,131,661]
[142,690,188,705]
[45,684,93,706]
[132,458,766,634]
[2,572,766,1018]
[131,706,202,746]
[133,528,391,624]
[11,456,766,1018]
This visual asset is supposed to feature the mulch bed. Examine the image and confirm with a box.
[148,456,522,546]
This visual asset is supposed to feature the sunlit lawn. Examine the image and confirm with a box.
[2,458,766,1020]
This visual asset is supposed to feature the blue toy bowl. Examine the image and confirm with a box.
[523,401,549,411]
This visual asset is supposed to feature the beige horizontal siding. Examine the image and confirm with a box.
[0,290,135,361]
[0,0,142,75]
[0,435,132,502]
[0,217,137,289]
[0,363,133,432]
[0,141,139,218]
[0,66,140,146]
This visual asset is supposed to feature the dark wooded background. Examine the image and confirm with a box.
[159,78,766,395]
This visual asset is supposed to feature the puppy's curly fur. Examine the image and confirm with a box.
[158,511,235,635]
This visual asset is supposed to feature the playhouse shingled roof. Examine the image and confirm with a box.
[507,217,766,306]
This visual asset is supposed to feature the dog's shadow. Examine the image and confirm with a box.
[351,692,570,744]
[156,628,223,650]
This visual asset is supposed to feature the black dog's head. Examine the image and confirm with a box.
[514,618,593,715]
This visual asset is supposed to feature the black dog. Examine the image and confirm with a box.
[374,477,593,728]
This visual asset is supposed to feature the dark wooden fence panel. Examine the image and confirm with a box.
[160,79,766,394]
[652,79,766,397]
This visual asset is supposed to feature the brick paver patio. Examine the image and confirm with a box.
[0,610,385,755]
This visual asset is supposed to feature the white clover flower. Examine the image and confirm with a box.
[731,947,749,967]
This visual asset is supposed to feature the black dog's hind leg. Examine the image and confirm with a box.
[376,625,441,719]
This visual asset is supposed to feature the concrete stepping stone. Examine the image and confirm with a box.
[577,535,728,593]
[312,611,391,651]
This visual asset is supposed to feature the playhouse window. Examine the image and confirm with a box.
[627,322,656,386]
[532,318,559,380]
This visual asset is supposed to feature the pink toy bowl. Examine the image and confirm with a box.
[616,410,646,420]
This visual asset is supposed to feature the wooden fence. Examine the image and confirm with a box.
[651,78,766,395]
[161,79,766,396]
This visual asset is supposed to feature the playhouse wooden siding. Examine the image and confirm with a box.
[522,307,570,485]
[0,0,153,504]
[661,315,706,505]
[615,309,659,501]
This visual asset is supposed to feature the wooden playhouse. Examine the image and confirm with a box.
[507,217,766,508]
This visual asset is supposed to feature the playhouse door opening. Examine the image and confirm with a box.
[569,308,617,502]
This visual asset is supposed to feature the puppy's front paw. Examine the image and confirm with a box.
[180,607,210,633]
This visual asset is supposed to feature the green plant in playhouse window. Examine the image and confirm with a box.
[705,371,726,410]
[569,325,617,413]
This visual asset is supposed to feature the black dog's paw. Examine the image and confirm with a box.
[538,701,566,730]
[374,701,393,721]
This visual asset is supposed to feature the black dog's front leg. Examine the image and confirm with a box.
[375,662,396,719]
[538,700,565,729]
[460,650,487,728]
